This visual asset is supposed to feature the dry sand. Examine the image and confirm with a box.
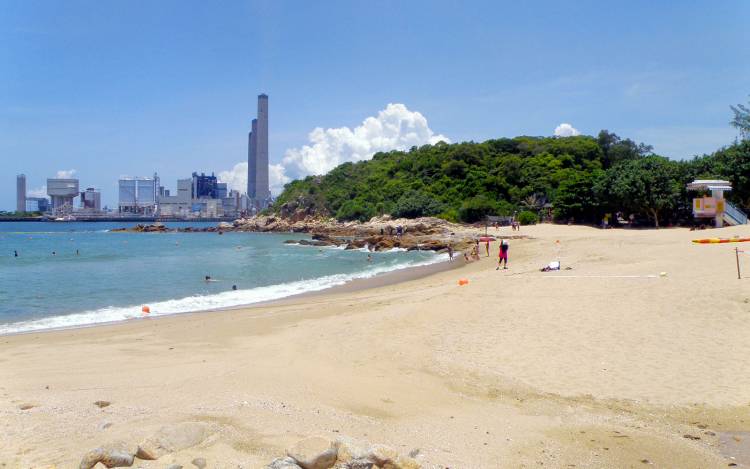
[2,224,750,468]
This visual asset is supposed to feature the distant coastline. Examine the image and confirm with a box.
[0,216,238,222]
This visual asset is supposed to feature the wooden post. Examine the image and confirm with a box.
[736,247,742,280]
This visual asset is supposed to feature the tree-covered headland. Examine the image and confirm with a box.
[273,100,750,227]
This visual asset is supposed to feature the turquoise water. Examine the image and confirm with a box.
[0,222,445,334]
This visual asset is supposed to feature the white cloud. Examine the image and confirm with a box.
[554,123,580,137]
[55,169,77,178]
[27,186,47,198]
[218,161,291,196]
[219,103,447,196]
[281,103,449,178]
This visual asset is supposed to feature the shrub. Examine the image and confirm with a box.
[517,210,538,225]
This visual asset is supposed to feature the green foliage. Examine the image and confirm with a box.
[270,131,750,227]
[335,199,376,222]
[516,210,538,225]
[731,96,750,140]
[392,190,445,219]
[458,195,500,223]
[597,156,681,227]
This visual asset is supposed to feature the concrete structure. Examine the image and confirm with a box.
[192,172,219,199]
[118,174,159,215]
[687,179,748,227]
[25,197,50,212]
[247,93,270,207]
[47,178,79,212]
[80,187,102,212]
[157,178,192,217]
[16,174,26,212]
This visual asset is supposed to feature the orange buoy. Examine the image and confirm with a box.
[141,305,151,314]
[458,279,469,286]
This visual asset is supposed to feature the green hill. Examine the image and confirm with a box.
[272,131,750,227]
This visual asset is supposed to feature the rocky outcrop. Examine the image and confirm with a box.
[264,437,423,469]
[79,441,136,469]
[287,437,338,469]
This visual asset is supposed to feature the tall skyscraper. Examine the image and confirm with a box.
[247,93,270,203]
[16,174,26,212]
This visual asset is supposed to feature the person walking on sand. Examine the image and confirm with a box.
[497,239,509,270]
[485,239,490,257]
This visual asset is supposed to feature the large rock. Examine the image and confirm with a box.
[334,438,422,469]
[79,441,136,469]
[135,422,207,460]
[287,437,338,469]
[266,457,303,469]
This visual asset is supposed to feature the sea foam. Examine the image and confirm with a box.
[0,253,448,335]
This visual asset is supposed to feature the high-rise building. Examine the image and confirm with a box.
[247,93,270,204]
[16,174,26,212]
[47,178,79,212]
[118,174,159,215]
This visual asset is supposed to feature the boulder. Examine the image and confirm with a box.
[79,441,136,469]
[191,457,207,469]
[135,422,207,460]
[266,457,303,469]
[287,437,338,469]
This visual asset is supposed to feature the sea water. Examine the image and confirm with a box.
[0,222,446,334]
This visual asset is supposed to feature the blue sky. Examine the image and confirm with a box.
[1,0,749,209]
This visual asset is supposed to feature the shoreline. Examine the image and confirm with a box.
[4,224,750,467]
[0,252,462,338]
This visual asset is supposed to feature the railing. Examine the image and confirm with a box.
[724,200,749,225]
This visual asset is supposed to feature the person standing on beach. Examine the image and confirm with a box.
[485,240,490,256]
[497,239,509,270]
[448,245,454,261]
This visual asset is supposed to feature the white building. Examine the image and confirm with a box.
[118,174,159,215]
[47,178,79,213]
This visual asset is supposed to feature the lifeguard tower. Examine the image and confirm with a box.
[686,179,748,227]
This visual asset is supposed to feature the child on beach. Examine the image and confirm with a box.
[497,239,509,270]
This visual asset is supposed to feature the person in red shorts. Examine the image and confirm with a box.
[497,239,509,270]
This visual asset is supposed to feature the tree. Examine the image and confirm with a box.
[458,195,500,223]
[597,130,653,169]
[730,96,750,140]
[392,190,445,218]
[600,156,681,227]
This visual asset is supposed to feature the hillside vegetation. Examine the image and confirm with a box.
[272,131,750,227]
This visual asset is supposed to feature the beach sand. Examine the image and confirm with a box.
[2,224,750,468]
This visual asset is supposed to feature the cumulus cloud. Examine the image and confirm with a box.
[218,161,290,196]
[281,103,449,178]
[219,103,447,196]
[55,169,77,178]
[554,123,580,137]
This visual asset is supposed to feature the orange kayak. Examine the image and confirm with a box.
[692,238,750,244]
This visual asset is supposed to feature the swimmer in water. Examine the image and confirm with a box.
[52,251,56,256]
[232,285,237,291]
[14,250,18,257]
[367,254,372,262]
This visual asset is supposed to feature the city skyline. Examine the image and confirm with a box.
[2,1,749,210]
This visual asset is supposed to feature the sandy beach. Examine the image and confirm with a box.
[3,224,750,468]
